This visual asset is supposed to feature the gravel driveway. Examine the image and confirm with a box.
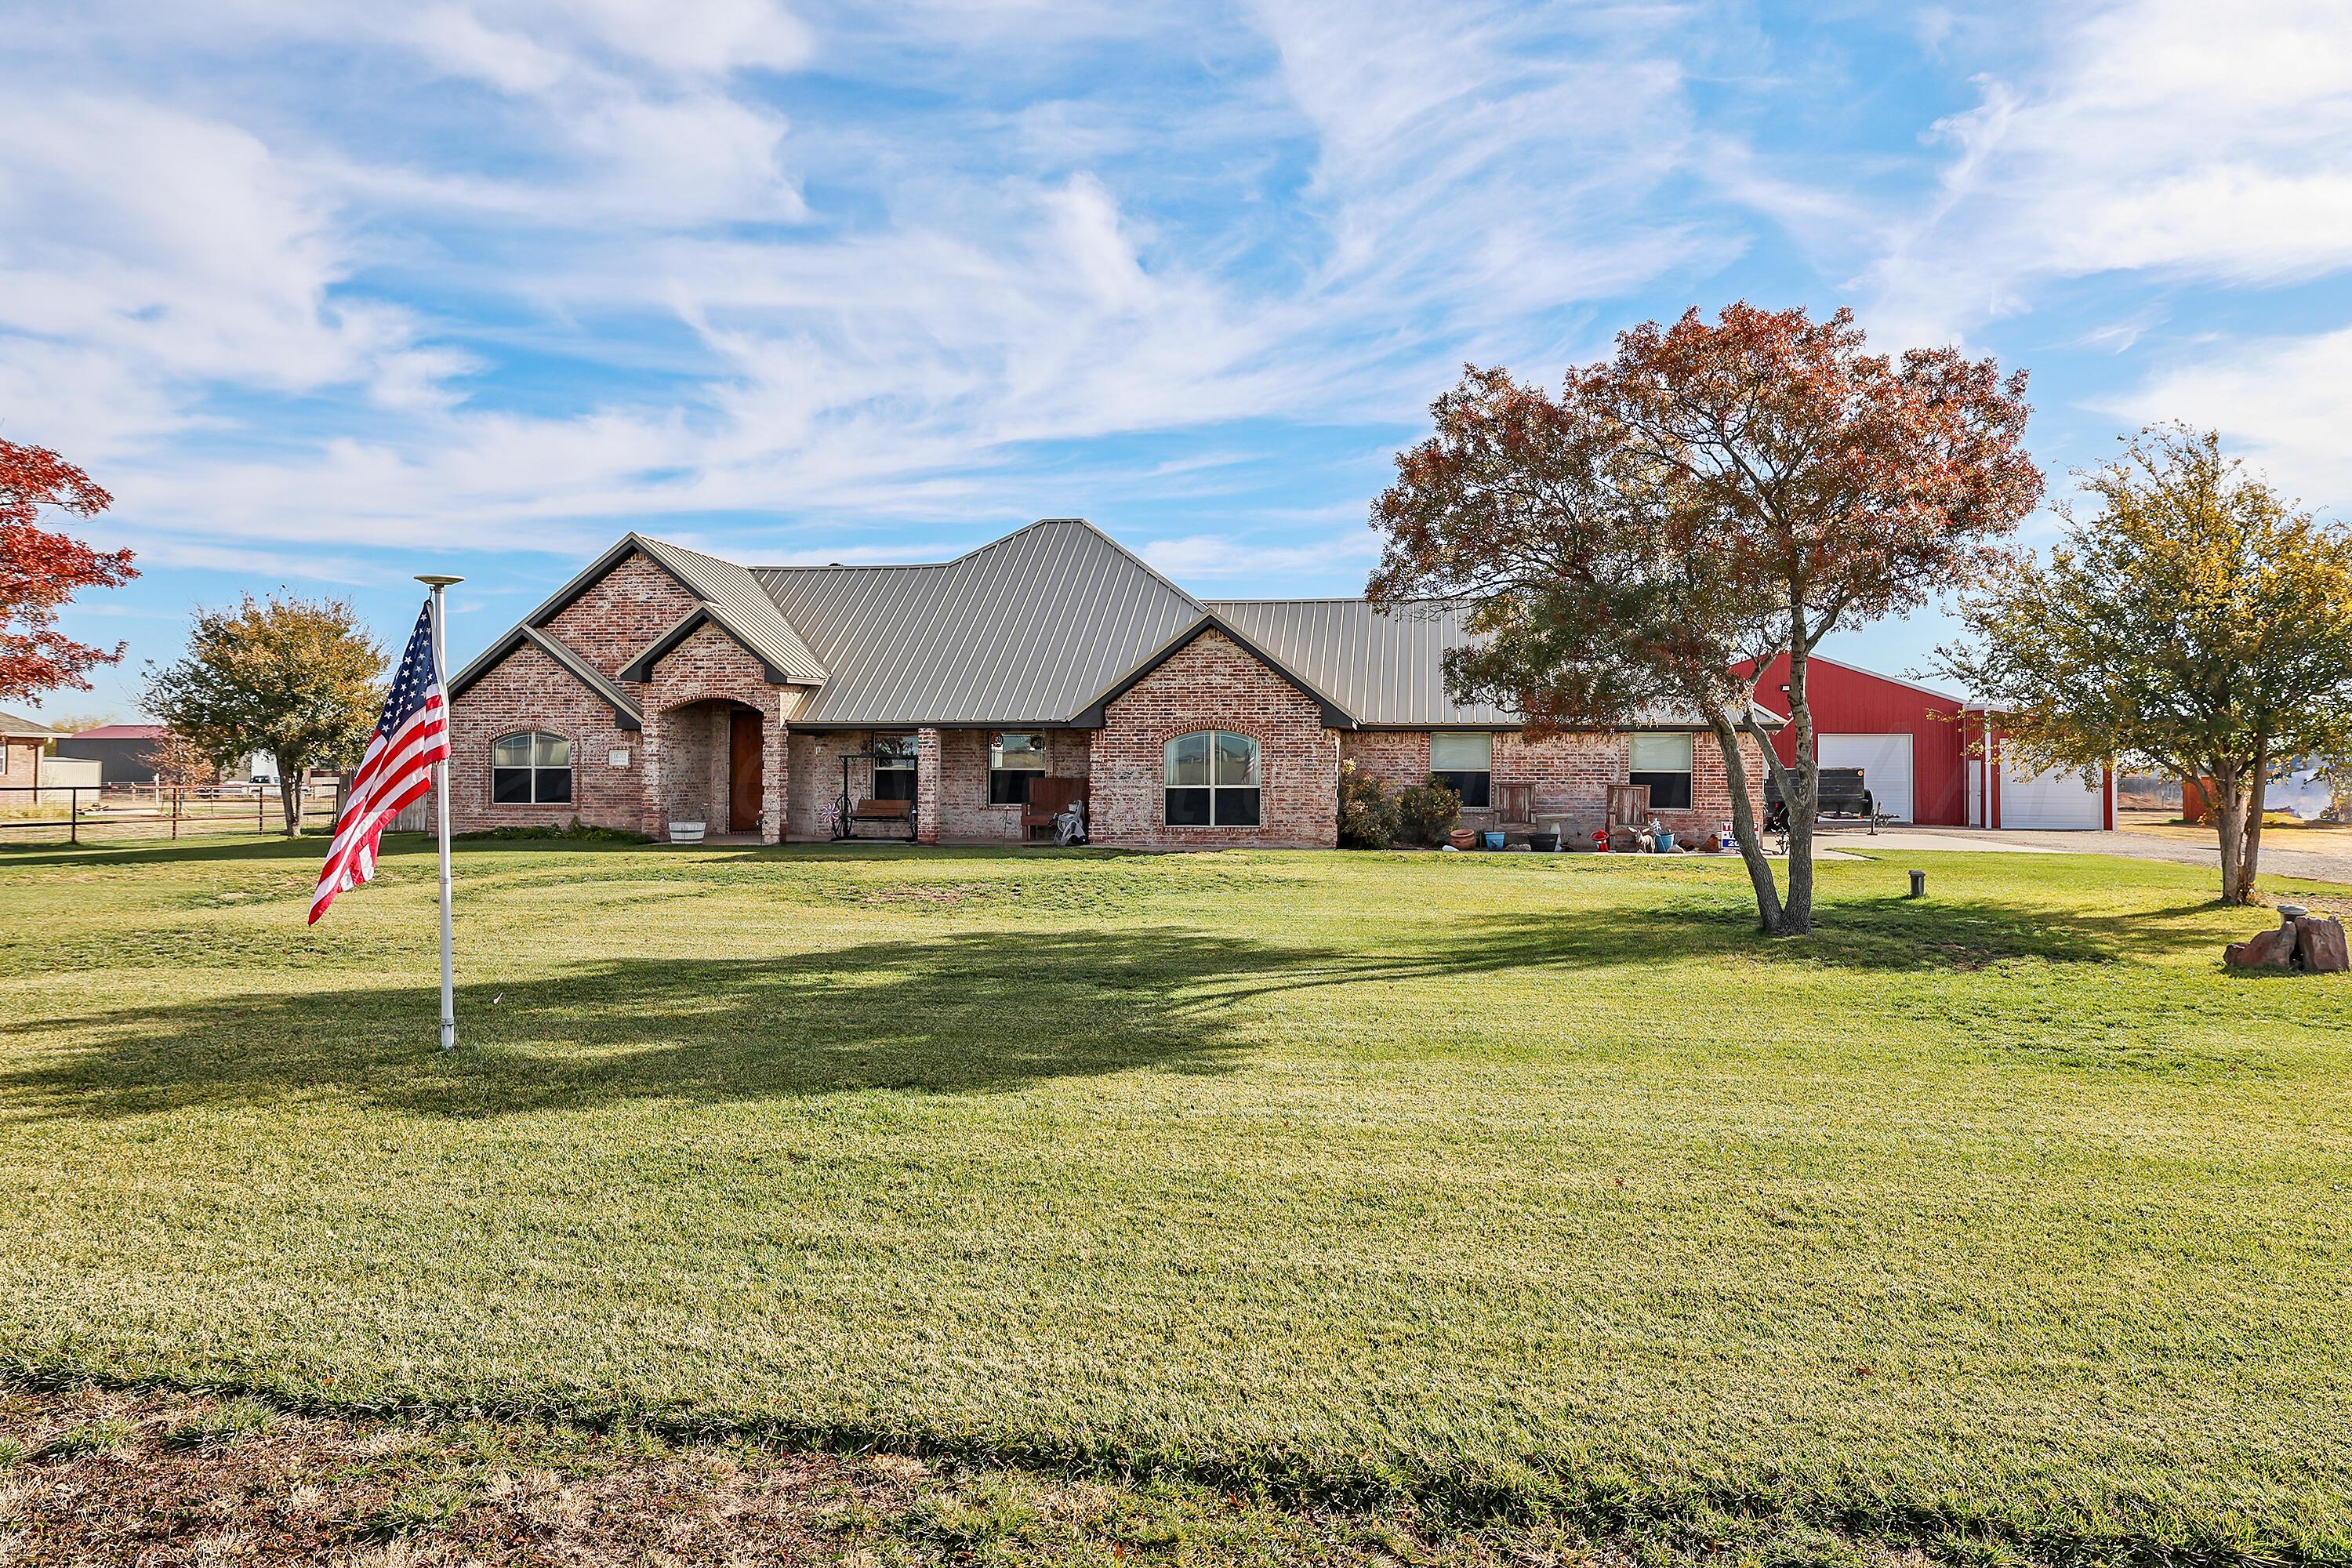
[1823,825,2352,888]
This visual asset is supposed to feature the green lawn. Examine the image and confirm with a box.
[1,836,2347,1563]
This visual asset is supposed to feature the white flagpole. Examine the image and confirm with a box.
[417,573,463,1051]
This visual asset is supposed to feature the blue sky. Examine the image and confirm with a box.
[9,0,2350,719]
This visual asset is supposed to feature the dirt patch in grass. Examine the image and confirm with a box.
[859,881,1017,909]
[1,1381,902,1565]
[0,1380,1955,1568]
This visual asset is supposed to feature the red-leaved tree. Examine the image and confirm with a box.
[1371,304,2043,935]
[1,440,136,703]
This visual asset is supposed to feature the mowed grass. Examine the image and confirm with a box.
[1,835,2348,1563]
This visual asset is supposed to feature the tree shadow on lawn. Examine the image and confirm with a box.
[4,891,2159,1124]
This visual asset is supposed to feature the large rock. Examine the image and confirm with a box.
[2224,912,2350,972]
[2224,924,2298,968]
[2294,914,2350,974]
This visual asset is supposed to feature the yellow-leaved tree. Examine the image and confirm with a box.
[1938,426,2352,904]
[144,596,386,837]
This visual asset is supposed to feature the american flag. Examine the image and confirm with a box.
[309,600,448,924]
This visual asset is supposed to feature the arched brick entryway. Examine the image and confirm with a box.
[637,622,799,844]
[645,696,770,840]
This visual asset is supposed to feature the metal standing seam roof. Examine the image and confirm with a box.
[0,710,68,739]
[452,517,1785,731]
[630,535,828,686]
[1205,598,1516,727]
[753,518,1207,725]
[1207,598,1781,730]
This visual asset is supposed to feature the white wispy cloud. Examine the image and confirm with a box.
[1860,0,2352,343]
[1140,529,1378,580]
[6,0,2350,602]
[2108,325,2352,508]
[0,0,1741,561]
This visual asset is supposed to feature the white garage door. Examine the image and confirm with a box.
[1818,734,1914,823]
[1999,755,2103,829]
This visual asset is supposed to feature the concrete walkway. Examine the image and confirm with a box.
[1819,825,2352,887]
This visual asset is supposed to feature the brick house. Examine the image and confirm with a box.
[0,711,61,797]
[445,518,1771,848]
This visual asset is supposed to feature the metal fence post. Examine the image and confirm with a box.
[70,786,80,847]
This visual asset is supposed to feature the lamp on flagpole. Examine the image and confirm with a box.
[416,574,463,1050]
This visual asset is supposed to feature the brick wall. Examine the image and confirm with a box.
[640,622,789,843]
[1,739,38,792]
[1091,630,1338,849]
[648,706,724,829]
[1338,731,1428,793]
[546,553,700,697]
[932,729,995,841]
[445,641,644,834]
[1341,726,1768,842]
[914,728,942,844]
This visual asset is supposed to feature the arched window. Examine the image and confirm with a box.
[492,731,572,804]
[1164,731,1260,826]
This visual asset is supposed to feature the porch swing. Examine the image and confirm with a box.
[833,748,920,841]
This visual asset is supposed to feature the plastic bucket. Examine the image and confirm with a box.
[1481,830,1507,850]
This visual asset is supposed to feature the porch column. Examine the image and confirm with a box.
[764,693,789,844]
[637,703,668,840]
[916,727,942,844]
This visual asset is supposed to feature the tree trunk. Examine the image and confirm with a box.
[2211,759,2247,905]
[1711,713,1784,931]
[1777,637,1817,936]
[278,771,303,837]
[2239,741,2270,902]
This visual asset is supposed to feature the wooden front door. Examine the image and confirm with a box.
[729,710,763,833]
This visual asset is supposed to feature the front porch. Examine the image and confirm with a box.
[786,727,1093,844]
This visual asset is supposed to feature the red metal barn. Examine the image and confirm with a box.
[1958,706,2117,831]
[1734,654,2113,829]
[1737,654,1969,824]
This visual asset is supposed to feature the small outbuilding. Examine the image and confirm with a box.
[54,723,166,785]
[1,710,64,797]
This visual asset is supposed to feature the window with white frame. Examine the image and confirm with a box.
[1429,731,1494,808]
[989,731,1048,804]
[491,731,572,804]
[872,734,917,800]
[1628,731,1694,809]
[1164,731,1261,826]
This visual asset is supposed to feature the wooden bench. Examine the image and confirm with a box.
[1020,776,1087,842]
[843,796,917,841]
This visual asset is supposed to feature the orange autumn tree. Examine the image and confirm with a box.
[0,439,137,703]
[1370,304,2042,935]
